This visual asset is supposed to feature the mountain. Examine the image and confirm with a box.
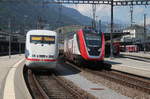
[0,1,91,32]
[60,6,91,25]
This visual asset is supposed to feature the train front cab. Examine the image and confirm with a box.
[25,30,58,70]
[77,29,105,62]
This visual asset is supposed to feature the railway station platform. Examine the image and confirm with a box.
[105,55,150,78]
[120,52,150,59]
[0,55,31,99]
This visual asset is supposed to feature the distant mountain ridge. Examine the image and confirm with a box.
[0,1,91,32]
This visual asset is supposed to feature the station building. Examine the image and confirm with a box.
[121,25,150,51]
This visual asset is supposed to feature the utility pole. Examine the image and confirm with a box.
[8,18,11,59]
[144,14,146,53]
[99,20,101,32]
[19,35,21,55]
[97,19,101,34]
[130,5,133,27]
[57,3,62,28]
[96,16,98,31]
[92,4,96,29]
[110,0,114,58]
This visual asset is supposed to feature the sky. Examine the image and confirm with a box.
[65,4,150,25]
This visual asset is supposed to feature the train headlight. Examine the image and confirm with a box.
[98,48,101,52]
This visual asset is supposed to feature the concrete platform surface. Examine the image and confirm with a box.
[0,55,23,99]
[105,57,150,78]
[0,55,31,99]
[14,59,32,99]
[121,52,150,59]
[55,63,131,99]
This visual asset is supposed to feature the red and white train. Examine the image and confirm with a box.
[64,29,105,64]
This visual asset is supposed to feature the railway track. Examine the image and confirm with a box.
[87,69,150,94]
[24,67,96,99]
[122,55,150,63]
[66,61,150,94]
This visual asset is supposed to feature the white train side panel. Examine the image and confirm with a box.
[64,34,80,60]
[73,34,80,55]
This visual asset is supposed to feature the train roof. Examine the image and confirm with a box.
[27,30,57,36]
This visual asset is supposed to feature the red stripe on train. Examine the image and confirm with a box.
[26,58,57,62]
[77,29,89,60]
[99,32,105,60]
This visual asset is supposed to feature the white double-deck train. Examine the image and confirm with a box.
[64,28,105,65]
[25,30,58,69]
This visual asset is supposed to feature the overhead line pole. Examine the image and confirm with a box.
[110,0,114,58]
[144,14,146,53]
[8,18,11,59]
[92,4,96,29]
[57,2,62,28]
[99,20,101,33]
[130,5,133,27]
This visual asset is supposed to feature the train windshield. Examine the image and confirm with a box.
[30,35,55,44]
[84,30,101,47]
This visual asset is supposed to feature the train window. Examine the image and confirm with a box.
[86,40,101,47]
[30,35,55,44]
[31,37,42,41]
[84,33,101,47]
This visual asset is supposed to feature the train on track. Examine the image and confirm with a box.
[25,30,58,69]
[63,28,105,65]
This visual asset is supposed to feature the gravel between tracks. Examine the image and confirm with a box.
[80,70,150,99]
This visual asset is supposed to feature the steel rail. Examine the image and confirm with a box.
[26,69,49,99]
[26,68,96,99]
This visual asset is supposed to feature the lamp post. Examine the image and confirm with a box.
[8,18,11,59]
[110,0,114,58]
[144,14,146,53]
